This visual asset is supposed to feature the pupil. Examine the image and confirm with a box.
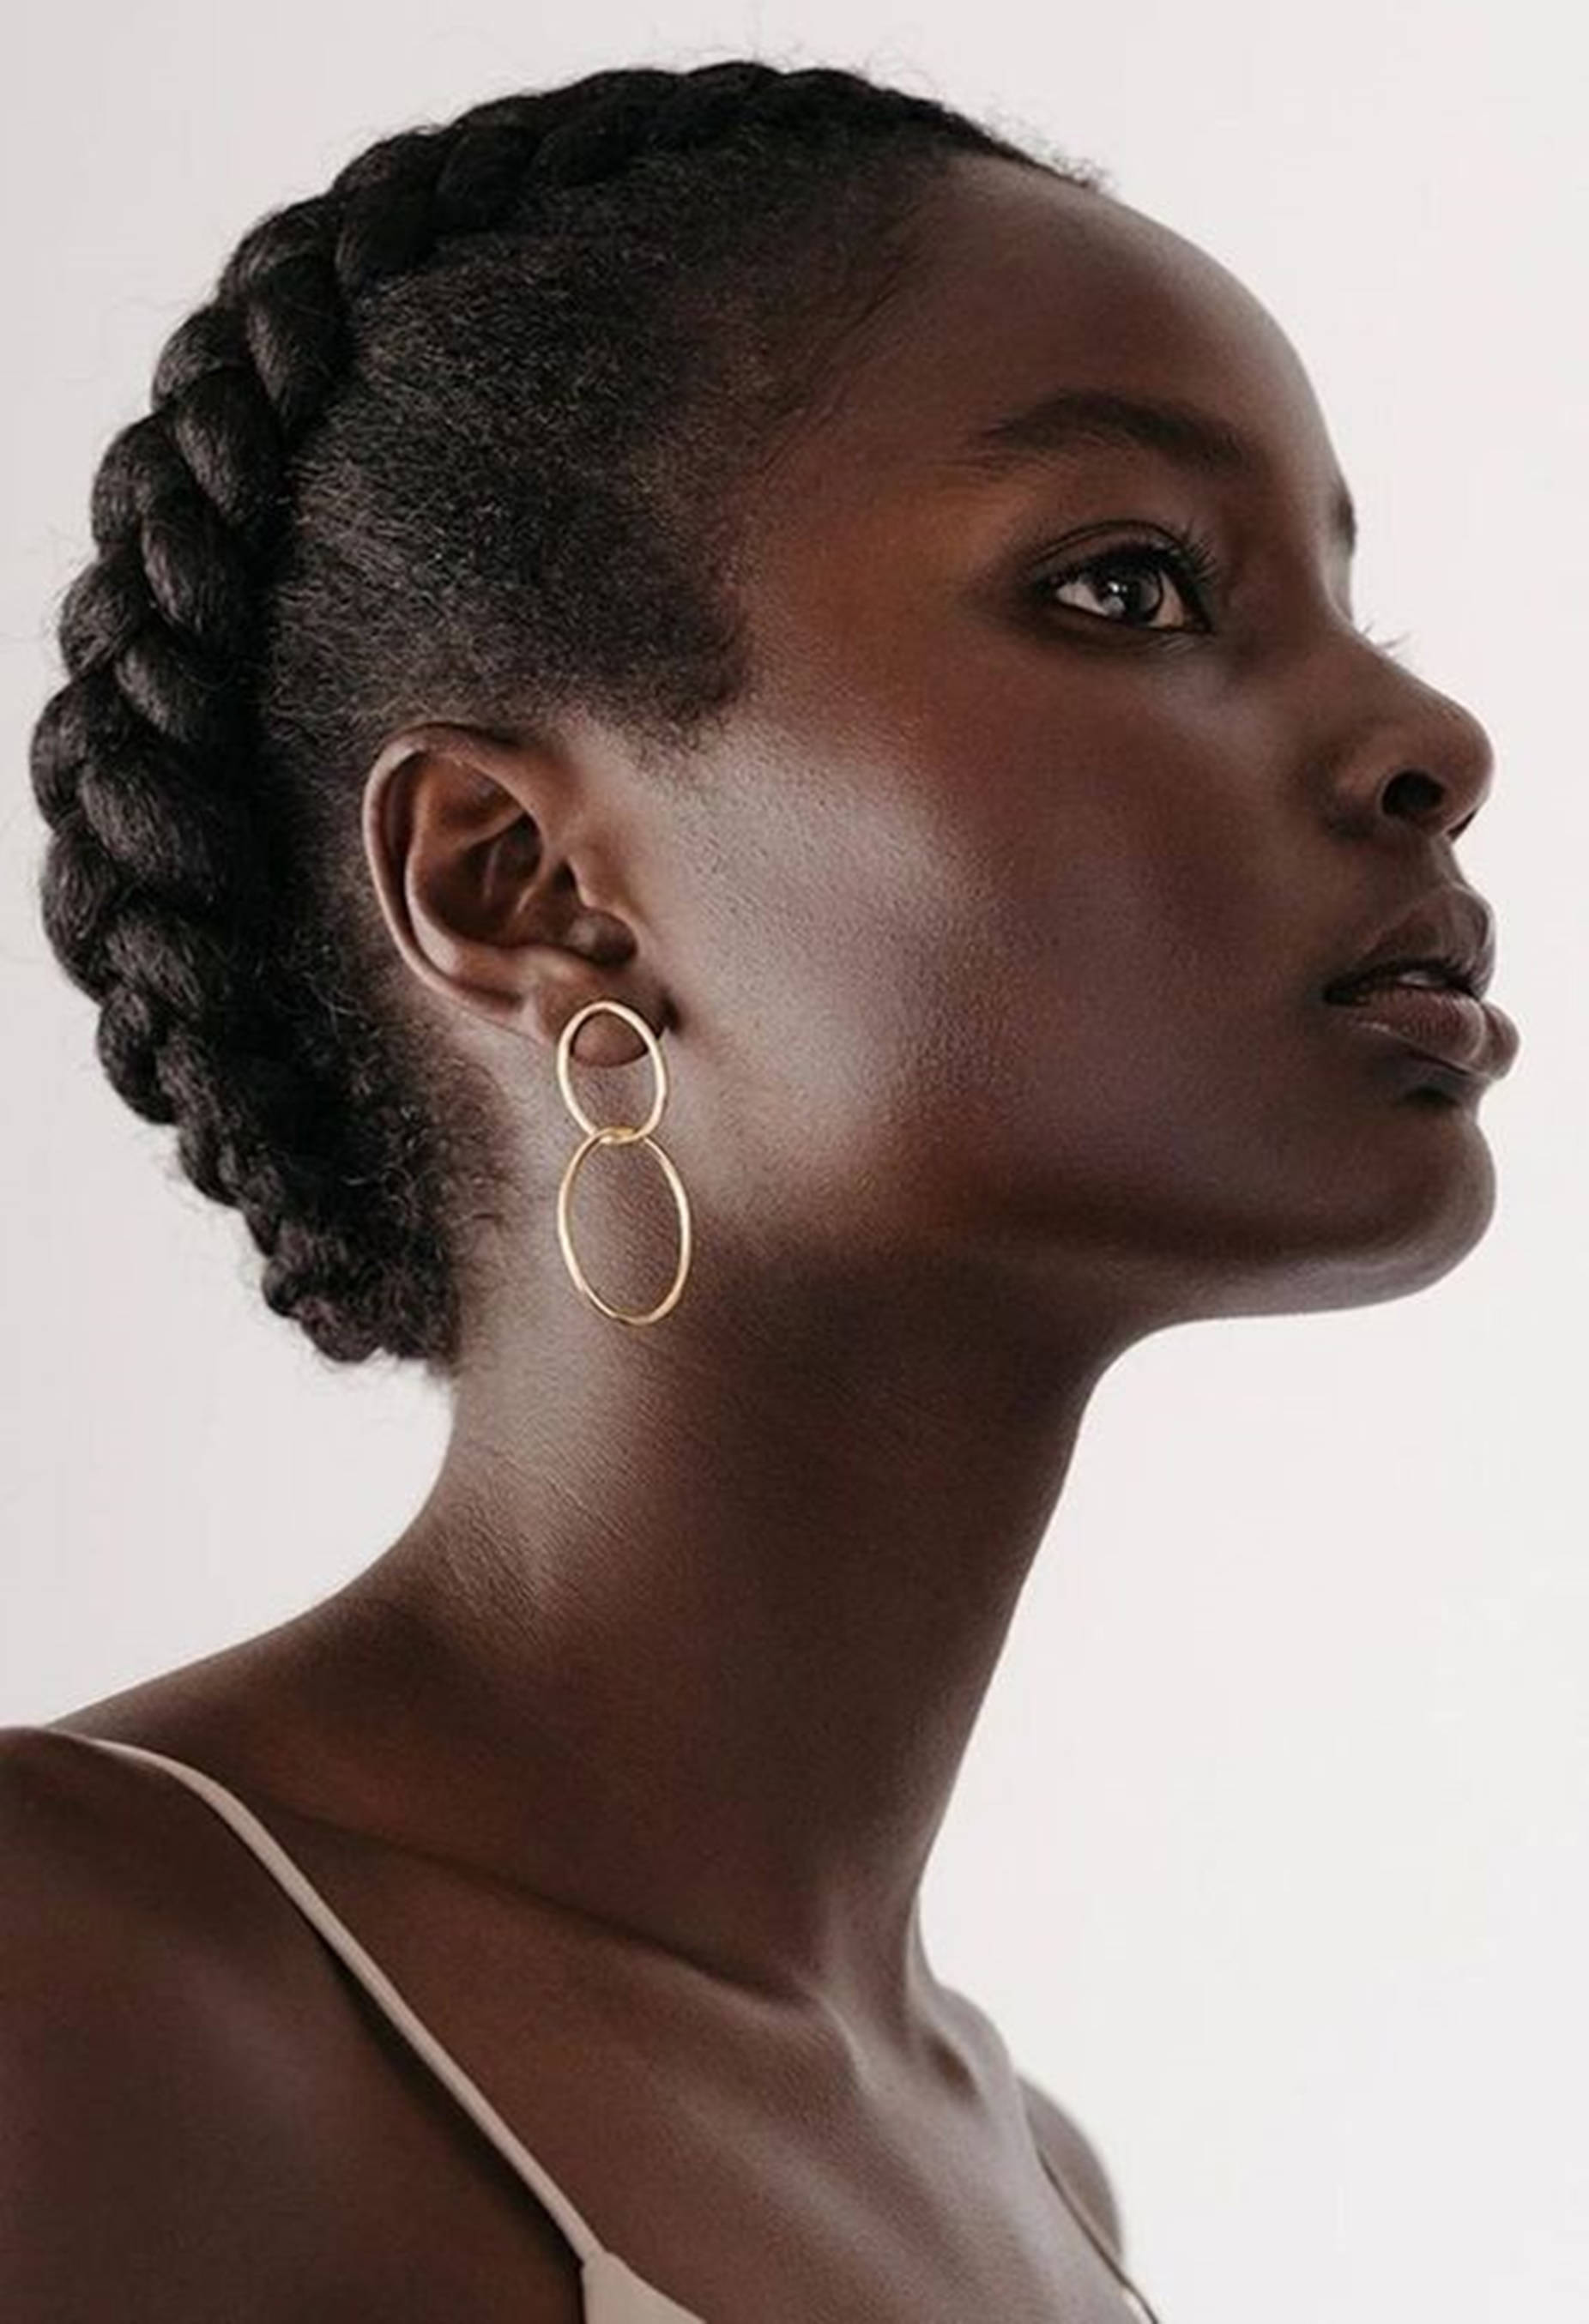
[1104,564,1161,619]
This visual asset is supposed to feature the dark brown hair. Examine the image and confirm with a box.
[29,60,1106,1379]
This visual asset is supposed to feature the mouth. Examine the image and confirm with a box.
[1323,978,1521,1080]
[1320,885,1519,1082]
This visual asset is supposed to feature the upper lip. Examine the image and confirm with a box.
[1322,884,1497,1002]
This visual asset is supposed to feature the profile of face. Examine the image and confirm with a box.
[374,152,1520,1354]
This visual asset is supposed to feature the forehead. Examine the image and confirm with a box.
[755,153,1347,534]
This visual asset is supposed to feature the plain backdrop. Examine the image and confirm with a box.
[3,4,1585,2318]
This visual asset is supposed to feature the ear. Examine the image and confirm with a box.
[359,721,661,1068]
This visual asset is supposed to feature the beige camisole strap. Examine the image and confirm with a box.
[45,1729,705,2323]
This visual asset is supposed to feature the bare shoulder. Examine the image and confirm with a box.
[0,1719,275,1956]
[0,1724,278,2303]
[1016,2067,1126,2261]
[0,1724,581,2321]
[0,1718,212,1958]
[0,1725,331,2315]
[932,1975,1126,2261]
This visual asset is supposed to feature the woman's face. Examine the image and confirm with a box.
[668,153,1517,1330]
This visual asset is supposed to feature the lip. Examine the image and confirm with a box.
[1324,884,1497,1003]
[1325,984,1521,1079]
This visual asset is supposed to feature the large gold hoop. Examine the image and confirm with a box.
[553,999,692,1326]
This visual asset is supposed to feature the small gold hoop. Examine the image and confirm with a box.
[553,999,692,1326]
[555,997,666,1140]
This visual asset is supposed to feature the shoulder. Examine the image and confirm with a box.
[933,1976,1127,2262]
[0,1725,583,2320]
[0,1718,202,1959]
[0,1719,277,1958]
[1016,2067,1127,2261]
[0,1716,364,2096]
[0,1724,322,2309]
[0,1717,273,2104]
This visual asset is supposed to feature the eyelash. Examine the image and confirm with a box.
[1033,522,1221,633]
[1032,523,1414,661]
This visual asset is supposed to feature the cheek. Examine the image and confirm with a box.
[904,710,1286,1080]
[705,628,1311,1243]
[725,724,1279,1230]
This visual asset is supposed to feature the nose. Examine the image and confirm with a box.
[1326,643,1496,845]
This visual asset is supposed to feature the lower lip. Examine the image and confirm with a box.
[1325,987,1520,1079]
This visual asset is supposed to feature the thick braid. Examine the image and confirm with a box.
[29,62,1077,1369]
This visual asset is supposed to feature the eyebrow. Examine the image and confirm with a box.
[949,387,1358,558]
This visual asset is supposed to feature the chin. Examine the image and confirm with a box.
[1234,1116,1501,1319]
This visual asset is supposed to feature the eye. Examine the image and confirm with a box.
[1032,529,1217,633]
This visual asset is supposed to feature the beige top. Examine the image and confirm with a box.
[41,1728,1152,2321]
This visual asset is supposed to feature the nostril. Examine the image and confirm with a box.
[1381,768,1447,819]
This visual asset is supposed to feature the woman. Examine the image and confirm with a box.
[9,56,1518,2322]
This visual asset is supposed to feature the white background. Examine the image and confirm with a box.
[4,4,1585,2317]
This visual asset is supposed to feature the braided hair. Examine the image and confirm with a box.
[28,60,1107,1379]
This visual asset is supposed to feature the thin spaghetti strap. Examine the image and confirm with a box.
[1032,2146,1161,2324]
[42,1729,608,2270]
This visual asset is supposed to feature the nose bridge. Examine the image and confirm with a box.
[1322,626,1496,840]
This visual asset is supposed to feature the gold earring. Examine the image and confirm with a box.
[553,998,692,1325]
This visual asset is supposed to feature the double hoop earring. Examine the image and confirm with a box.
[553,998,693,1326]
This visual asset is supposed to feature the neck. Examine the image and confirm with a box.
[322,1240,1137,2038]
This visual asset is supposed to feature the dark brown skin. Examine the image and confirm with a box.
[5,153,1513,2321]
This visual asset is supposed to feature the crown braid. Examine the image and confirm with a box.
[28,60,1102,1373]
